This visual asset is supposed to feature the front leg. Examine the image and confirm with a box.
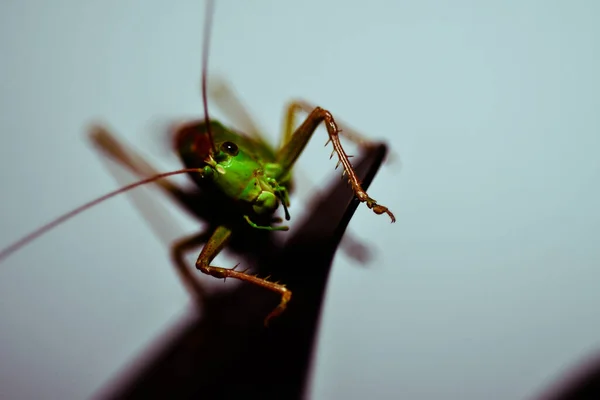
[196,225,292,326]
[276,107,395,222]
[281,100,378,150]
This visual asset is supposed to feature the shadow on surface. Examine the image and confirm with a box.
[99,144,389,400]
[537,353,600,400]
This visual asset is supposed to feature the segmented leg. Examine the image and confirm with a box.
[197,225,292,326]
[91,126,290,323]
[277,107,396,222]
[208,79,376,160]
[281,100,377,150]
[207,80,375,260]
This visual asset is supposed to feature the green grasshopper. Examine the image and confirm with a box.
[0,0,395,326]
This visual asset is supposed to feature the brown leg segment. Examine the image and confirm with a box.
[277,107,396,222]
[281,100,378,149]
[207,83,373,261]
[91,124,293,325]
[196,225,292,326]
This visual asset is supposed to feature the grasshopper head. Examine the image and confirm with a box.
[174,119,284,216]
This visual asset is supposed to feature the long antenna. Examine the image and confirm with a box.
[0,168,201,262]
[202,0,217,153]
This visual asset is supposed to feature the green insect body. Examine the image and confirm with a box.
[176,120,291,228]
[0,0,396,326]
[164,104,396,325]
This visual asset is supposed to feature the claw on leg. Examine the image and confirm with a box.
[277,105,396,223]
[365,197,396,223]
[264,288,292,327]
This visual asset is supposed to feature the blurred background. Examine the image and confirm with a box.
[1,0,599,399]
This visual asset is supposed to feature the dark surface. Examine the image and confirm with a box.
[101,144,389,400]
[537,353,600,400]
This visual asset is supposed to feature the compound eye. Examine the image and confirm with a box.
[220,141,239,156]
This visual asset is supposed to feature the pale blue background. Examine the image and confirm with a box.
[1,0,599,399]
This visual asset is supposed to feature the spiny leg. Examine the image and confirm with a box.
[90,126,290,321]
[277,107,396,222]
[280,101,385,261]
[281,100,377,149]
[197,225,292,326]
[207,82,384,253]
[208,83,372,260]
[282,100,400,166]
[208,79,374,152]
